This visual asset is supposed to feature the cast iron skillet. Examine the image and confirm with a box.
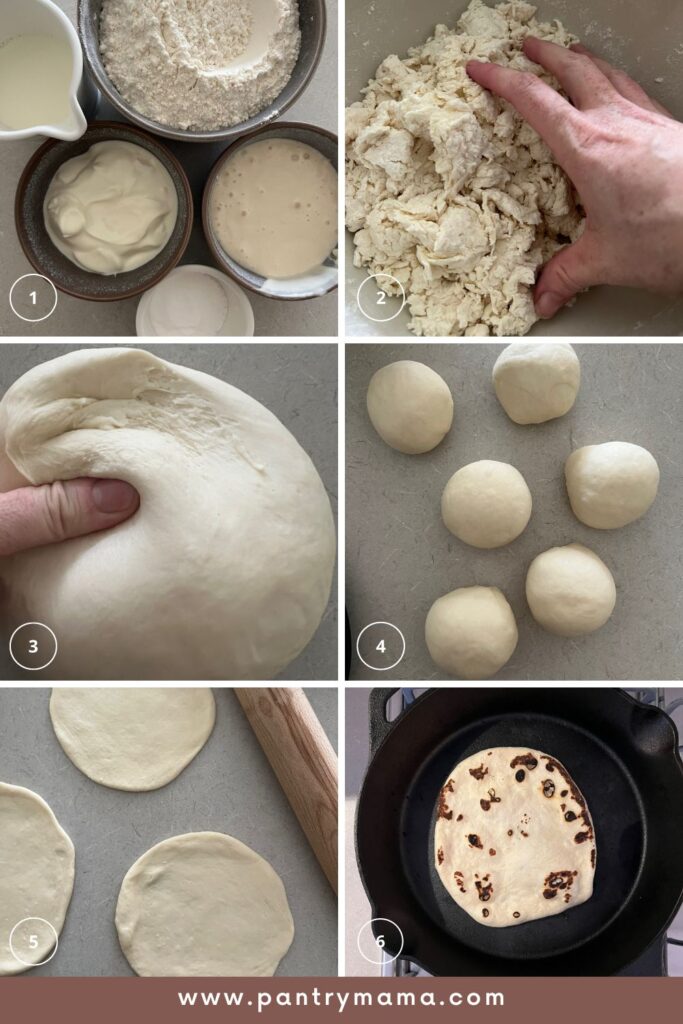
[356,689,683,976]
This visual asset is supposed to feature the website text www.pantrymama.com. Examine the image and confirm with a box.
[177,988,505,1013]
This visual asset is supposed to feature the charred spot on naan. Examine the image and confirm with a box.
[454,871,466,893]
[542,869,578,900]
[475,875,493,902]
[438,779,455,820]
[510,753,539,770]
[479,788,501,811]
[437,847,444,865]
[469,764,489,780]
[468,833,483,849]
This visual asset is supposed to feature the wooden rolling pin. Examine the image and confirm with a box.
[234,688,338,892]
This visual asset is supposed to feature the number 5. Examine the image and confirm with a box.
[29,935,38,950]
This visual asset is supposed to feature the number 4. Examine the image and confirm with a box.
[376,639,386,654]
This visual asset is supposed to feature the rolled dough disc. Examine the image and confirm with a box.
[115,832,295,976]
[0,782,75,975]
[49,688,216,792]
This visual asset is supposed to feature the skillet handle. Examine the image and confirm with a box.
[370,688,417,754]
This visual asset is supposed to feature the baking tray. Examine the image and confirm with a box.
[346,342,683,681]
[0,687,338,976]
[0,342,338,683]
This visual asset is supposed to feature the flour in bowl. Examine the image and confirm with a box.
[346,0,585,336]
[100,0,301,131]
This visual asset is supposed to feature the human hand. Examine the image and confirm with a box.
[0,478,139,557]
[467,37,683,318]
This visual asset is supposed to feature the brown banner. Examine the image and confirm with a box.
[0,978,681,1022]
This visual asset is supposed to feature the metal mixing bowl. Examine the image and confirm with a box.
[78,0,327,143]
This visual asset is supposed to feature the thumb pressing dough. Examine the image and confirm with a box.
[441,460,532,549]
[115,832,295,977]
[0,348,336,680]
[425,585,518,679]
[0,782,75,976]
[565,441,660,529]
[367,360,453,453]
[526,543,616,637]
[49,688,216,791]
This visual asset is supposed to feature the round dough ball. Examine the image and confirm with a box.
[0,348,335,680]
[115,832,294,977]
[425,586,518,680]
[493,343,580,425]
[367,360,453,454]
[565,441,660,529]
[526,543,616,637]
[49,688,216,792]
[441,460,532,548]
[0,782,75,976]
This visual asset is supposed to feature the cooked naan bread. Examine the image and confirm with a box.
[434,747,596,928]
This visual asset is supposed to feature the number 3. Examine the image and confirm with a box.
[28,640,39,655]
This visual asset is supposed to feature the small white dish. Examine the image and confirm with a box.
[136,265,255,337]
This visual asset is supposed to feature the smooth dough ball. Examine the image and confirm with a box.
[441,460,532,548]
[0,348,335,680]
[367,360,453,453]
[425,586,518,679]
[49,688,216,791]
[565,441,660,529]
[0,783,75,976]
[526,543,616,637]
[493,342,580,424]
[115,832,294,976]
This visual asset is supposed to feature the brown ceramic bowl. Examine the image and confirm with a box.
[15,121,193,302]
[203,121,338,301]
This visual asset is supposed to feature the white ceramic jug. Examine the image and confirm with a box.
[0,0,96,141]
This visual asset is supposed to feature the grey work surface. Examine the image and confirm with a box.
[0,0,338,338]
[0,342,338,682]
[0,686,338,977]
[346,343,683,681]
[345,0,683,337]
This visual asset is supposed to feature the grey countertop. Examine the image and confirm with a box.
[0,0,338,338]
[0,686,338,977]
[0,342,338,682]
[346,343,683,681]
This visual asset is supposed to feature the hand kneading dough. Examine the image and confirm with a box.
[0,348,335,680]
[425,586,518,679]
[565,441,660,529]
[493,343,580,424]
[441,460,532,548]
[435,748,596,928]
[0,782,75,975]
[367,360,453,453]
[49,688,215,791]
[115,832,294,977]
[526,543,616,637]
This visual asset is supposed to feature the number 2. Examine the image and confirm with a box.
[376,291,386,306]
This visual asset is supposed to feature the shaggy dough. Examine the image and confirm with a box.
[367,359,453,453]
[565,441,660,529]
[526,543,616,636]
[425,585,518,679]
[493,342,581,424]
[116,832,294,977]
[49,688,216,791]
[346,0,584,336]
[441,460,531,548]
[0,348,335,680]
[0,782,75,976]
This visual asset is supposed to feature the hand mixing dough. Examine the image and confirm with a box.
[0,348,336,680]
[49,688,216,791]
[346,0,585,336]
